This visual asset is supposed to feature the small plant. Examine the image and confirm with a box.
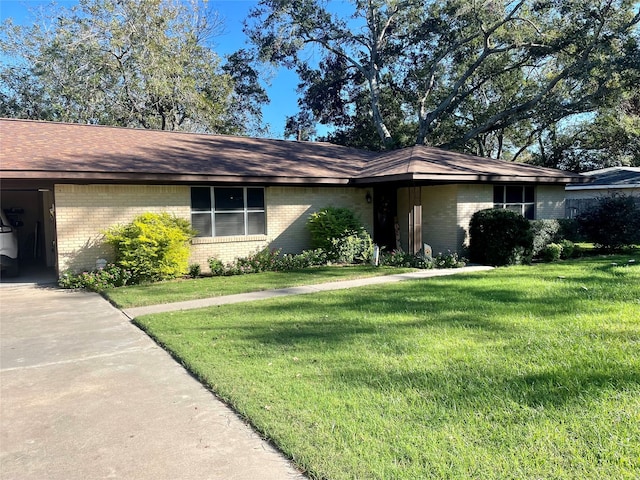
[188,263,201,278]
[235,248,282,274]
[434,250,467,268]
[331,230,373,264]
[208,248,330,277]
[208,257,226,276]
[278,249,328,270]
[380,250,432,269]
[559,239,575,259]
[58,264,133,291]
[530,219,561,257]
[541,242,563,262]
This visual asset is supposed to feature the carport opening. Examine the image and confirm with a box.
[1,186,56,281]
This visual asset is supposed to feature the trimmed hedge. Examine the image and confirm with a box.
[469,209,533,266]
[577,194,640,250]
[104,212,194,283]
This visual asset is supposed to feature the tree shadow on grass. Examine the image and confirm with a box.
[330,361,640,412]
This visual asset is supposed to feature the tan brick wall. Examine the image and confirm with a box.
[416,184,565,256]
[420,185,458,255]
[456,184,494,252]
[187,186,374,270]
[536,185,566,219]
[55,184,190,273]
[56,184,374,274]
[55,182,564,273]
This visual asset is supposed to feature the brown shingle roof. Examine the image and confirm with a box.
[0,118,582,185]
[0,119,374,184]
[356,145,580,183]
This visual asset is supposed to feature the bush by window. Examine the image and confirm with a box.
[469,208,534,266]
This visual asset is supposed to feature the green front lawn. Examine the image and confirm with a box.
[104,265,413,308]
[135,255,640,479]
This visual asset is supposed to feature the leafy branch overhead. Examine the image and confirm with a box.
[246,0,640,159]
[0,0,268,135]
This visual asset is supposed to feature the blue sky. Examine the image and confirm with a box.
[0,0,303,138]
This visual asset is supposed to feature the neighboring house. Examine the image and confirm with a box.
[565,167,640,218]
[0,118,582,275]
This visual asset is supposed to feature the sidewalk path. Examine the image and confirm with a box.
[123,265,494,318]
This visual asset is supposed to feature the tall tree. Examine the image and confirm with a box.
[0,0,267,134]
[246,0,640,154]
[529,89,640,171]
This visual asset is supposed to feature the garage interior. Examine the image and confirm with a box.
[1,181,57,283]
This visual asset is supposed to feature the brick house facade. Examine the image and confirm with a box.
[1,119,580,275]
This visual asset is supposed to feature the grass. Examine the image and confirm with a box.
[135,254,640,479]
[104,265,413,308]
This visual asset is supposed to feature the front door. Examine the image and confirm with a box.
[373,186,398,251]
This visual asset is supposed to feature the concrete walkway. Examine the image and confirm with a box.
[0,285,306,480]
[123,265,494,318]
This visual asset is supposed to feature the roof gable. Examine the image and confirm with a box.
[357,145,580,183]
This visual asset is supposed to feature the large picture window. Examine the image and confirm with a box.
[493,185,535,220]
[191,187,265,237]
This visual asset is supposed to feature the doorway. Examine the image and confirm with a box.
[373,186,398,251]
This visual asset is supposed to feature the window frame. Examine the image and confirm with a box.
[493,185,535,220]
[191,186,266,238]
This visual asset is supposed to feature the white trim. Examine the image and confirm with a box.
[565,184,640,190]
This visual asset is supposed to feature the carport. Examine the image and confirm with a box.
[0,179,57,280]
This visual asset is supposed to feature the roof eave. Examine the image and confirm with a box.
[0,170,352,186]
[354,173,582,184]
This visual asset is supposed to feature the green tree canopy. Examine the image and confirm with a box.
[246,0,640,156]
[528,89,640,171]
[1,0,268,134]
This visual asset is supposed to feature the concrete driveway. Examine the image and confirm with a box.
[0,285,305,480]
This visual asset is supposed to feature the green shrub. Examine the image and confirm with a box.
[434,250,467,268]
[208,257,226,276]
[559,239,575,259]
[58,264,133,291]
[234,248,282,274]
[307,207,366,248]
[208,248,329,277]
[380,250,432,269]
[278,249,328,270]
[577,194,640,250]
[331,230,374,264]
[541,242,563,262]
[557,218,584,242]
[307,207,373,264]
[188,263,201,278]
[469,209,533,266]
[104,212,194,283]
[530,219,561,257]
